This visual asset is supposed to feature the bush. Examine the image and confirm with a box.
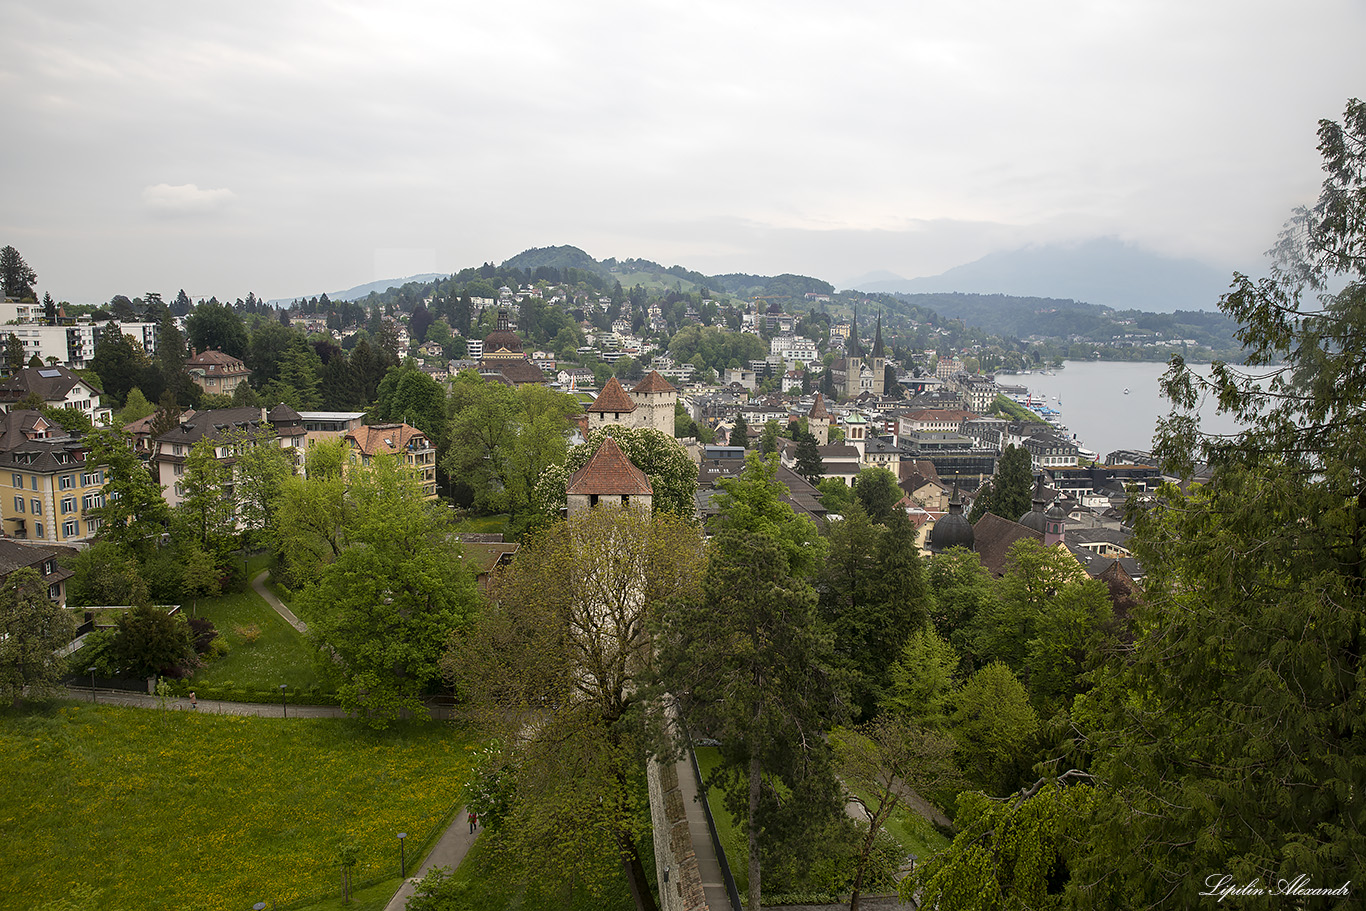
[187,617,218,655]
[233,623,261,643]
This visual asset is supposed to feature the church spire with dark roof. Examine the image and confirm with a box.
[848,300,862,359]
[872,311,884,357]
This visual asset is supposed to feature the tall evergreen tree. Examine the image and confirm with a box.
[0,246,37,301]
[730,413,749,448]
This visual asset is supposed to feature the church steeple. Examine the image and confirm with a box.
[872,311,884,357]
[848,301,862,359]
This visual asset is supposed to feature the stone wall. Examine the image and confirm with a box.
[647,755,710,911]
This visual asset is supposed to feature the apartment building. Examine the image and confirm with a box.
[0,411,105,544]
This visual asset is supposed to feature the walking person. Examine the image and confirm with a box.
[468,810,477,834]
[190,691,197,710]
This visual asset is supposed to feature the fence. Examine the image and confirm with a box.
[687,740,742,911]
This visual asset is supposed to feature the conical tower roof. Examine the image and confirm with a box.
[872,311,884,357]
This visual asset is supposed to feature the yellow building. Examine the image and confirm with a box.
[343,423,438,499]
[0,411,106,543]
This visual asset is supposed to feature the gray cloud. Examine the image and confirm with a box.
[1,0,1362,302]
[142,184,235,217]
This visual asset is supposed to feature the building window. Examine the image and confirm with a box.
[82,493,103,510]
[59,475,74,490]
[81,471,102,486]
[34,522,43,538]
[10,474,21,488]
[31,499,41,515]
[30,476,37,490]
[86,517,100,534]
[61,497,75,514]
[13,497,22,513]
[48,584,59,600]
[42,559,55,575]
[62,520,78,538]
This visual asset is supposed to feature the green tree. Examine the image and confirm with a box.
[907,777,1096,911]
[185,299,248,358]
[883,625,960,727]
[0,246,37,300]
[87,428,170,556]
[112,603,193,678]
[296,456,477,726]
[0,568,77,705]
[232,432,293,548]
[373,362,448,454]
[730,413,749,449]
[177,436,236,555]
[4,334,24,375]
[115,387,156,426]
[90,331,150,407]
[794,432,823,482]
[448,508,703,910]
[65,541,149,607]
[759,419,780,455]
[447,375,580,518]
[816,477,854,514]
[853,465,901,524]
[951,662,1038,794]
[833,717,963,911]
[988,444,1033,522]
[656,454,835,911]
[533,424,694,520]
[1064,98,1366,905]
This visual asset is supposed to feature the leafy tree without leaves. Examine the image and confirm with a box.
[448,508,702,911]
[0,568,77,705]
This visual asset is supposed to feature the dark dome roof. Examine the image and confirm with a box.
[931,512,974,552]
[1019,507,1047,532]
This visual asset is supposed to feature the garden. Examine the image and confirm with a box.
[0,703,475,911]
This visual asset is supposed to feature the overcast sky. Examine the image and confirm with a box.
[2,0,1362,303]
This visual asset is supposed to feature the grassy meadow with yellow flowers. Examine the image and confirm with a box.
[0,703,475,911]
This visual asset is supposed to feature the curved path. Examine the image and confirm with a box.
[251,569,308,633]
[382,811,482,911]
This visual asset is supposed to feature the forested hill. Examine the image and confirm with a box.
[893,292,1242,355]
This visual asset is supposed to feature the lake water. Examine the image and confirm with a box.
[1002,360,1247,459]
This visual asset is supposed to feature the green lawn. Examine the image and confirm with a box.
[0,703,475,911]
[844,780,952,862]
[694,746,951,895]
[188,583,333,694]
[693,746,748,893]
[452,513,511,535]
[443,772,652,911]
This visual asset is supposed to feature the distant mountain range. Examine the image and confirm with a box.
[848,238,1237,313]
[269,273,450,305]
[272,238,1239,317]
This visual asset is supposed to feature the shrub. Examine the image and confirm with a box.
[233,624,261,644]
[187,617,218,655]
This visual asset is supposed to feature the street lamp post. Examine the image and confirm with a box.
[280,684,288,719]
[398,833,407,879]
[87,667,96,703]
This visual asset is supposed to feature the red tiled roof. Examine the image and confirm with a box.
[808,393,831,420]
[631,371,676,394]
[345,422,431,457]
[586,377,637,413]
[566,436,652,496]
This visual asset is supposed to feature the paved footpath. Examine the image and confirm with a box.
[251,569,308,633]
[383,810,482,911]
